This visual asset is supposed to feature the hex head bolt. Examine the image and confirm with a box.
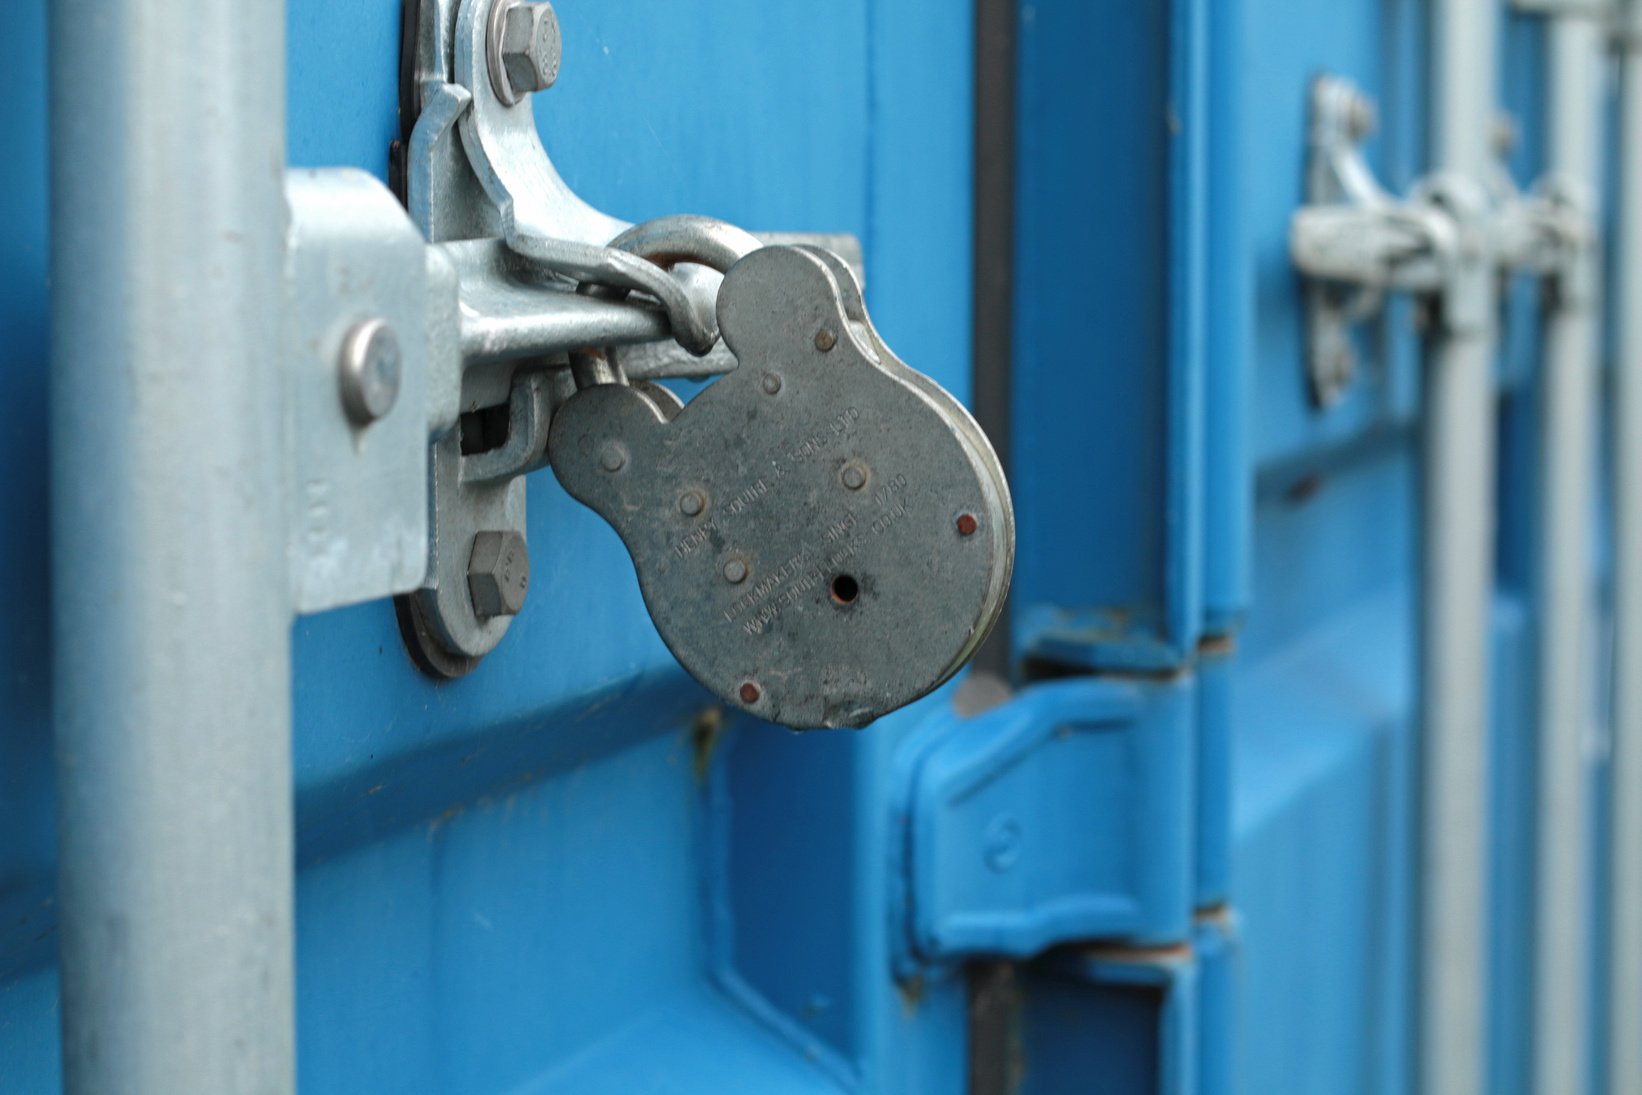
[468,530,530,619]
[489,0,562,106]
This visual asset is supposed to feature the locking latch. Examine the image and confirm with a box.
[1289,77,1489,406]
[1290,76,1595,407]
[281,0,1013,728]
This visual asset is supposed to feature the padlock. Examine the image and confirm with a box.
[549,244,1013,729]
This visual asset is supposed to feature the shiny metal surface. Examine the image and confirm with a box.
[49,0,296,1088]
[286,170,431,613]
[1418,2,1499,1090]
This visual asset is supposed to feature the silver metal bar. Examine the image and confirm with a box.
[1533,17,1602,1095]
[1417,2,1499,1092]
[49,0,295,1090]
[1611,8,1642,1093]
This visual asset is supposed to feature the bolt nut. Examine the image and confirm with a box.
[338,318,402,425]
[491,0,562,105]
[468,530,530,619]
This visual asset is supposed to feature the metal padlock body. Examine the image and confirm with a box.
[549,246,1013,729]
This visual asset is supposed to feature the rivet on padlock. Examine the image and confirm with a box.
[549,244,1013,729]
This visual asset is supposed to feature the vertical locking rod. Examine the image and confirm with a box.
[1612,7,1642,1093]
[49,0,295,1090]
[1532,14,1602,1095]
[1417,1,1498,1093]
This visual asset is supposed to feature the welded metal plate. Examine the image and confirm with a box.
[549,246,1012,729]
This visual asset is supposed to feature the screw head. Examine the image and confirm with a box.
[739,682,761,704]
[723,558,749,584]
[761,372,783,395]
[599,443,627,473]
[956,513,979,537]
[679,490,706,517]
[467,530,530,619]
[840,463,868,491]
[338,318,402,425]
[490,0,562,105]
[814,327,838,352]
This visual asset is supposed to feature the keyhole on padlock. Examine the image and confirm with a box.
[830,574,861,605]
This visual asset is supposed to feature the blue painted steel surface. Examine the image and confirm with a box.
[1,0,1626,1090]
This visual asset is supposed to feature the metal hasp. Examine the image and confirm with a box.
[551,247,1013,729]
[400,0,1011,719]
[397,0,1012,724]
[1289,78,1463,407]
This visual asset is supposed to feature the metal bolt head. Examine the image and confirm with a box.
[956,513,979,537]
[739,682,761,705]
[338,318,402,425]
[492,0,561,105]
[814,327,838,352]
[761,372,783,395]
[723,558,749,584]
[599,442,627,472]
[679,490,706,517]
[840,463,868,491]
[468,530,530,619]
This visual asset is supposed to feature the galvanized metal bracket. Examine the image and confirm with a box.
[285,169,445,616]
[1290,77,1461,407]
[1291,80,1601,409]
